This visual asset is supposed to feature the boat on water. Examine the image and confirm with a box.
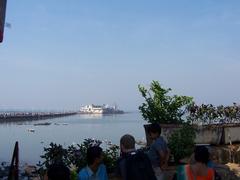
[27,129,35,132]
[79,104,124,114]
[34,122,51,126]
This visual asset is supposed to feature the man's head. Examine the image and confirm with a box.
[87,146,103,166]
[194,146,210,165]
[120,134,135,153]
[148,123,161,139]
[47,163,70,180]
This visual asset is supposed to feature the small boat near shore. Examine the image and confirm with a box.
[34,122,51,126]
[27,129,35,132]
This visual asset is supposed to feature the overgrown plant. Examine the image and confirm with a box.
[40,143,69,168]
[103,144,120,172]
[138,81,193,124]
[38,139,120,175]
[187,103,240,125]
[168,123,196,163]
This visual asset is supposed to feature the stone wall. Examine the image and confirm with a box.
[144,123,240,146]
[224,126,240,144]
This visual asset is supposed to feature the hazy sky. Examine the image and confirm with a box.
[0,0,240,111]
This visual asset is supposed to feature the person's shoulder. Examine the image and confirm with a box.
[98,163,108,174]
[157,136,166,142]
[129,150,150,163]
[152,136,165,146]
[118,156,126,165]
[116,156,126,170]
[99,163,107,170]
[135,149,147,156]
[98,164,108,179]
[78,166,89,178]
[157,136,168,146]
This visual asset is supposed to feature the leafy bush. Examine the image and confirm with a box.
[103,144,119,172]
[168,124,196,163]
[38,139,120,175]
[67,139,102,172]
[187,103,240,125]
[40,143,69,168]
[138,81,193,124]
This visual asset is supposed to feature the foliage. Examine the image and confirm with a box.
[103,144,120,172]
[38,138,120,175]
[138,81,193,124]
[168,123,196,163]
[40,143,69,168]
[187,102,240,125]
[67,139,102,171]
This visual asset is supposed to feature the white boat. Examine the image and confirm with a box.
[79,104,124,114]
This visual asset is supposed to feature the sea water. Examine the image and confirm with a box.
[0,112,145,164]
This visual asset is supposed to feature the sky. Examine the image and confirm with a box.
[0,0,240,111]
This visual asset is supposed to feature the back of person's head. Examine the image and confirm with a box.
[87,146,103,165]
[47,163,70,180]
[148,123,161,135]
[194,146,209,165]
[120,134,135,151]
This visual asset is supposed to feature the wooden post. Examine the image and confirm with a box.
[8,141,19,180]
[0,0,7,42]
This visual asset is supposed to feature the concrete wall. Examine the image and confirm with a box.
[194,126,223,145]
[224,126,240,144]
[144,124,240,146]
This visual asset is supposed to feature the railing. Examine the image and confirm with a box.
[8,141,19,180]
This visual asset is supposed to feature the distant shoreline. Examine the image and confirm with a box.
[0,111,139,123]
[0,112,77,123]
[78,111,125,115]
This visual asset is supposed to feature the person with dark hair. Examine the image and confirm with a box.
[194,146,210,164]
[147,123,170,180]
[47,163,70,180]
[78,146,108,180]
[116,134,157,180]
[174,146,215,180]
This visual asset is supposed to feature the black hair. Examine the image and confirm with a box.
[148,123,161,135]
[87,146,103,165]
[47,163,70,180]
[194,146,209,165]
[120,134,135,149]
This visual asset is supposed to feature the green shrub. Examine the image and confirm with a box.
[38,138,120,176]
[138,80,193,124]
[40,143,69,168]
[168,124,196,163]
[187,102,240,125]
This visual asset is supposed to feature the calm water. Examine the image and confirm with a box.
[0,112,145,164]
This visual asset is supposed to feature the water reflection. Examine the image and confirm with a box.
[79,113,103,119]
